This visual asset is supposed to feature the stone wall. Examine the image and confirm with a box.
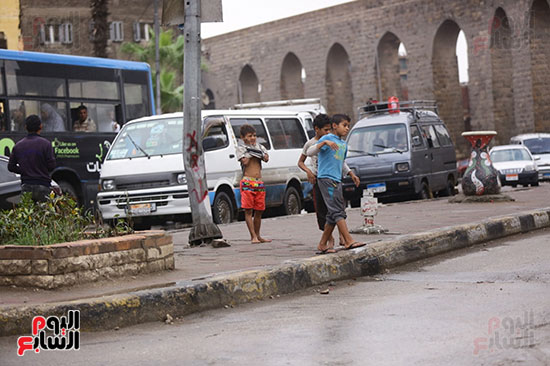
[202,0,546,159]
[0,231,174,289]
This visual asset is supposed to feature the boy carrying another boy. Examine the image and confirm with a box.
[236,124,272,244]
[298,114,360,251]
[307,114,365,253]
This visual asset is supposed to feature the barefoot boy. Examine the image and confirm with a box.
[306,114,364,253]
[236,124,272,244]
[298,114,359,252]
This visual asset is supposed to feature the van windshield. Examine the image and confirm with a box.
[347,124,408,156]
[107,118,183,160]
[523,138,550,154]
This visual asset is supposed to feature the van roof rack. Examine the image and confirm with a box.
[233,98,322,110]
[358,100,438,119]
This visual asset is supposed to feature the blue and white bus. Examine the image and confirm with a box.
[0,49,154,209]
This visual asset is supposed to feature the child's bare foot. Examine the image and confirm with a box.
[258,237,272,243]
[251,237,261,244]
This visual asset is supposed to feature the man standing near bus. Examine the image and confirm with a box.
[8,115,56,202]
[73,105,97,132]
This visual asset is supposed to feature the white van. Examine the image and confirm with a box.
[96,110,312,228]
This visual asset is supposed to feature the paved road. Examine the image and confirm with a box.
[2,228,549,365]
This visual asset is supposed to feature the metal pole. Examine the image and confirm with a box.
[154,0,161,114]
[183,0,222,245]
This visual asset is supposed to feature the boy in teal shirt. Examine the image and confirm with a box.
[307,114,364,253]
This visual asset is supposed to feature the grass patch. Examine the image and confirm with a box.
[0,193,133,246]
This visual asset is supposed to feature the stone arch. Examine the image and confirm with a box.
[280,52,305,100]
[491,7,515,144]
[238,64,260,103]
[432,20,469,158]
[376,32,407,100]
[325,43,353,118]
[530,0,550,132]
[203,88,215,110]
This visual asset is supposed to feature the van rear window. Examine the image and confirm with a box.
[265,118,306,149]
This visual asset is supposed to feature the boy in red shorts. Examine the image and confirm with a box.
[236,124,272,244]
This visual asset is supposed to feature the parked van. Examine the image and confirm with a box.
[96,110,312,228]
[342,100,457,205]
[510,133,550,181]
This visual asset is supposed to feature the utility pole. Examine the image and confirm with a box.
[182,0,223,245]
[154,0,161,114]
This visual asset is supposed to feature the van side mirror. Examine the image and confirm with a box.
[535,156,541,161]
[412,136,422,147]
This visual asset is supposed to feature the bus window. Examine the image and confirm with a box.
[8,100,67,132]
[124,83,148,122]
[70,103,119,132]
[0,67,4,95]
[5,61,65,97]
[69,79,119,100]
[0,101,7,132]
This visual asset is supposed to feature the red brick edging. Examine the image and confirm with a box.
[0,231,174,289]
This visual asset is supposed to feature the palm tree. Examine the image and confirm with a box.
[90,0,109,58]
[122,29,198,113]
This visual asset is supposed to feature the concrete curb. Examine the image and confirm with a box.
[1,207,549,336]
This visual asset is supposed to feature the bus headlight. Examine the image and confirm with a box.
[102,179,115,191]
[177,173,187,184]
[396,162,410,172]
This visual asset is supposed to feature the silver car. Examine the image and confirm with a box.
[489,145,539,187]
[510,133,550,181]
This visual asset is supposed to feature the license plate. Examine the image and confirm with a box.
[505,174,519,181]
[128,203,156,216]
[544,173,550,178]
[367,182,386,193]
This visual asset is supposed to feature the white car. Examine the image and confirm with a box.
[510,133,550,181]
[489,145,539,187]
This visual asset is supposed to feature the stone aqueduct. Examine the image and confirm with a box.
[201,0,550,158]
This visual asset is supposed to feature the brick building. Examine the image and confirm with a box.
[16,0,155,59]
[201,0,550,158]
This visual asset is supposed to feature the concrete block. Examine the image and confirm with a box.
[0,259,32,275]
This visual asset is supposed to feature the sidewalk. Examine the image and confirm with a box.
[1,184,550,334]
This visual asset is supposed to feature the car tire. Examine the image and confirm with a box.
[440,178,456,197]
[57,180,79,204]
[282,186,301,216]
[532,181,539,187]
[417,181,431,200]
[303,199,315,213]
[212,192,234,224]
[133,220,152,230]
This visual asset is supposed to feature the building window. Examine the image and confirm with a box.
[39,23,72,44]
[109,21,124,42]
[40,24,57,44]
[59,23,73,44]
[133,22,152,42]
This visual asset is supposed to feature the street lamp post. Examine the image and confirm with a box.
[182,0,222,245]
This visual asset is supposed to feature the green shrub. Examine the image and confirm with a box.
[0,193,133,246]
